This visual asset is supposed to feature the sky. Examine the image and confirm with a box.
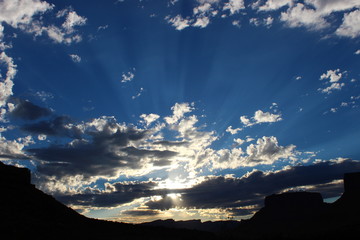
[1,0,360,223]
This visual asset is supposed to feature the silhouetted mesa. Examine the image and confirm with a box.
[251,192,324,223]
[344,172,360,196]
[0,161,31,186]
[0,162,218,240]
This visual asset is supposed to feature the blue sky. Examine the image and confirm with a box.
[1,0,360,222]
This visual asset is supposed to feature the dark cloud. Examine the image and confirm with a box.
[122,209,160,217]
[28,124,176,178]
[152,141,189,147]
[21,115,82,138]
[55,159,360,213]
[145,160,360,211]
[58,181,161,207]
[9,98,52,120]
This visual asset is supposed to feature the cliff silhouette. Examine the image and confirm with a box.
[1,161,360,240]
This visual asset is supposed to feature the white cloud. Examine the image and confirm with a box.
[0,135,34,160]
[121,69,135,83]
[234,138,245,146]
[193,3,212,15]
[245,136,296,166]
[305,0,360,15]
[258,0,293,11]
[232,20,241,28]
[320,69,343,83]
[0,0,53,28]
[335,9,360,38]
[280,3,329,30]
[295,76,302,80]
[69,54,81,63]
[223,0,245,15]
[212,136,297,169]
[355,50,360,55]
[166,15,191,31]
[226,126,242,135]
[193,16,210,28]
[0,52,16,108]
[164,102,194,125]
[0,1,86,45]
[240,108,282,127]
[319,69,345,94]
[253,110,282,123]
[140,113,160,127]
[60,9,87,33]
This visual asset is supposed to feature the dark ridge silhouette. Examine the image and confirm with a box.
[1,161,360,240]
[0,162,218,240]
[141,219,241,233]
[229,172,360,239]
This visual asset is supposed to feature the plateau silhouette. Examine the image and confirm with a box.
[1,161,360,239]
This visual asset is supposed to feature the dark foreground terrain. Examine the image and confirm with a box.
[1,161,360,239]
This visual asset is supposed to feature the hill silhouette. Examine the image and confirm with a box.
[1,161,360,239]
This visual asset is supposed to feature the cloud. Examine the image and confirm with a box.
[69,54,81,63]
[140,113,160,127]
[165,15,191,31]
[226,126,242,135]
[0,135,33,160]
[318,69,345,94]
[0,0,53,28]
[164,102,194,125]
[0,52,16,108]
[132,87,144,100]
[26,116,179,180]
[21,115,82,138]
[355,49,360,55]
[257,0,293,11]
[0,0,87,45]
[145,159,360,211]
[58,8,87,33]
[280,3,329,30]
[240,109,282,127]
[33,91,54,102]
[193,16,210,28]
[335,9,360,38]
[223,0,245,15]
[8,98,52,120]
[121,69,135,83]
[211,136,296,169]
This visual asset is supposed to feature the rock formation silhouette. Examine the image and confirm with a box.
[1,161,359,239]
[0,162,217,240]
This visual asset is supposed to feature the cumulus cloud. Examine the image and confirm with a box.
[223,0,245,15]
[318,69,345,94]
[165,15,191,31]
[211,136,296,169]
[257,0,293,11]
[0,135,33,160]
[0,0,53,28]
[240,109,282,127]
[140,113,160,127]
[280,3,329,30]
[226,126,242,135]
[335,9,360,38]
[164,102,194,125]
